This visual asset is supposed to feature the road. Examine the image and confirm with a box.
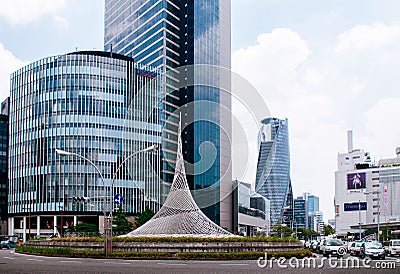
[0,249,399,274]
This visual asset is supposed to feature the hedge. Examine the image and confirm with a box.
[16,245,312,260]
[49,236,298,243]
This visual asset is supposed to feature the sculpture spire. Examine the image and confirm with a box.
[123,114,234,237]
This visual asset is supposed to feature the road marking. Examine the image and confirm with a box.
[27,258,43,262]
[3,257,15,260]
[104,262,131,265]
[220,263,249,266]
[59,260,82,263]
[157,262,187,266]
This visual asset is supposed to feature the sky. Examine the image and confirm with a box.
[1,0,400,222]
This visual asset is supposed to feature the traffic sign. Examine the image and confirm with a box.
[114,194,124,205]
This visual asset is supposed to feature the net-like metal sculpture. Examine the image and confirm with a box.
[122,118,234,237]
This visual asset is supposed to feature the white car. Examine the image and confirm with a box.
[361,241,385,259]
[388,239,400,256]
[322,238,347,258]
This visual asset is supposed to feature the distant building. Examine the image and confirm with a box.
[310,211,324,234]
[294,197,308,229]
[328,219,335,229]
[303,192,319,213]
[233,180,270,236]
[303,192,320,231]
[334,130,400,239]
[256,117,293,227]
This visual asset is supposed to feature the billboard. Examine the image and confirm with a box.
[344,202,367,211]
[347,172,366,190]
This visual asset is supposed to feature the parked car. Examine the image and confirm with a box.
[349,241,363,256]
[322,238,347,258]
[387,239,400,256]
[360,241,385,259]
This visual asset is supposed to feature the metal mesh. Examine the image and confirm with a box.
[122,118,234,238]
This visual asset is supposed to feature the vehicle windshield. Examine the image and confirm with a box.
[393,241,400,246]
[327,239,343,246]
[365,242,382,249]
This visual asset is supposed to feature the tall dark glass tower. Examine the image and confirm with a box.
[104,0,232,229]
[255,118,293,226]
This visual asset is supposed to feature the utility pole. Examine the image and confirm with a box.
[358,200,361,240]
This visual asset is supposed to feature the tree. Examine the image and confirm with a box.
[113,205,134,235]
[67,222,98,233]
[296,228,320,240]
[272,222,293,237]
[135,207,155,227]
[323,224,335,236]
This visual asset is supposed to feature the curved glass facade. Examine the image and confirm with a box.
[255,118,293,226]
[8,51,161,237]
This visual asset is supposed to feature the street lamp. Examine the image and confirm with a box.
[56,144,157,256]
[22,206,31,242]
[358,199,362,241]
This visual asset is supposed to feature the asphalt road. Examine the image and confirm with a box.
[0,249,399,274]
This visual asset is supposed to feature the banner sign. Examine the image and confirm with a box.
[383,185,388,216]
[344,202,367,211]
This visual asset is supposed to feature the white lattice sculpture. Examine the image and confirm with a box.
[122,119,234,237]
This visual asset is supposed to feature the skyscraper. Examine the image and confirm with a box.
[104,0,232,229]
[255,117,293,226]
[294,197,308,229]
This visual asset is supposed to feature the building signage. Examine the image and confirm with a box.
[136,68,157,78]
[383,185,388,215]
[347,172,366,190]
[344,202,367,211]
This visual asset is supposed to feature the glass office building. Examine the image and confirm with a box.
[104,0,232,229]
[8,51,161,239]
[255,117,293,226]
[0,111,8,235]
[294,197,308,229]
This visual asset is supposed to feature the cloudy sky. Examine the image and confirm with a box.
[1,0,400,222]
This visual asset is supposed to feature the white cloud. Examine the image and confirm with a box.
[232,22,400,222]
[360,98,400,160]
[0,42,25,101]
[335,22,400,52]
[0,0,67,25]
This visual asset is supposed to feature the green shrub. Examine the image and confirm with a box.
[16,245,311,260]
[175,250,313,260]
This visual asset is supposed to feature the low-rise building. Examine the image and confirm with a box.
[233,180,270,236]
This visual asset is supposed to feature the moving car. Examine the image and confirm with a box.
[322,238,347,258]
[360,241,385,259]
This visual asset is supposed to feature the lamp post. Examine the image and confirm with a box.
[56,144,157,256]
[364,191,381,242]
[358,199,362,241]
